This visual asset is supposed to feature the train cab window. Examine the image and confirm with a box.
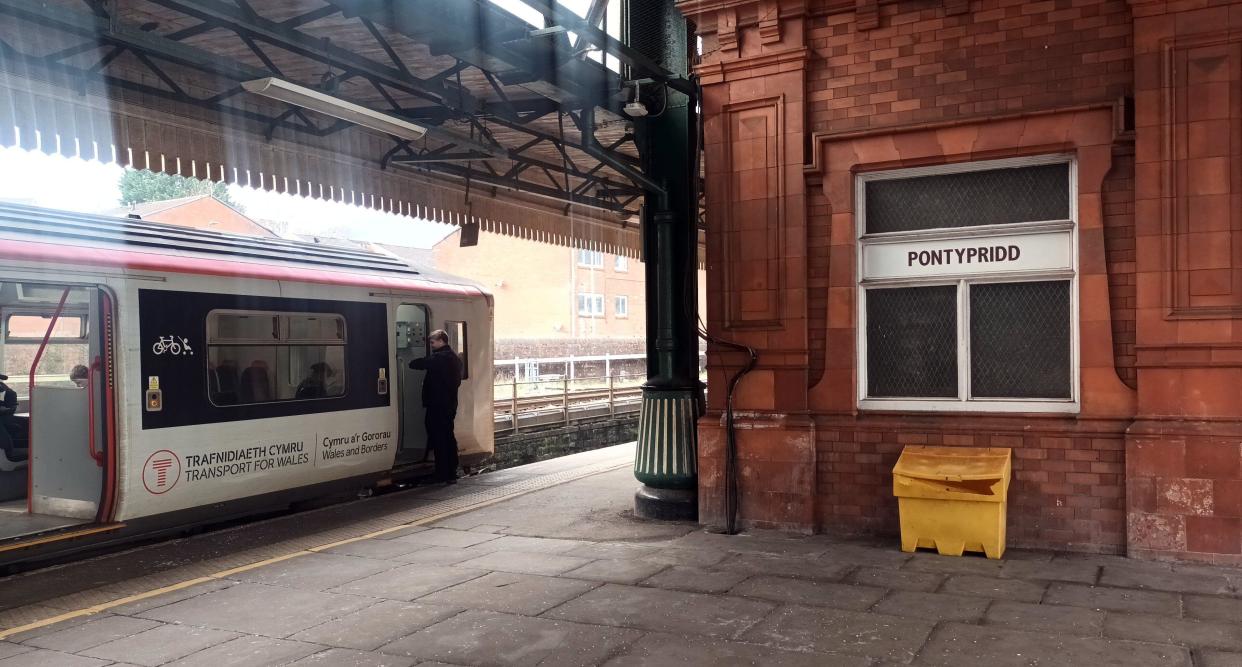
[207,310,346,406]
[445,321,468,380]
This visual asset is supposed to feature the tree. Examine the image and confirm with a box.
[118,169,242,210]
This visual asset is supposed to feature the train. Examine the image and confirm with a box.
[0,201,493,568]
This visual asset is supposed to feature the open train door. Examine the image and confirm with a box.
[393,302,430,465]
[0,282,116,545]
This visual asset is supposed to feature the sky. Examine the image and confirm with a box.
[0,145,457,249]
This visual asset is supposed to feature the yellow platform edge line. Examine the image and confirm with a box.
[0,462,628,641]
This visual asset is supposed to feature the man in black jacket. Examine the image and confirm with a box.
[409,329,464,484]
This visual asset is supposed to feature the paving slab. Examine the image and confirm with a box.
[288,600,463,650]
[638,566,750,594]
[0,646,25,661]
[378,609,643,666]
[391,547,487,566]
[716,552,853,581]
[563,542,661,561]
[847,567,943,592]
[416,571,600,616]
[638,548,729,568]
[983,601,1105,638]
[0,649,110,667]
[454,550,593,576]
[288,648,418,667]
[1104,613,1242,652]
[544,583,773,639]
[21,615,161,653]
[1184,595,1242,622]
[470,535,589,554]
[817,544,914,569]
[229,553,400,591]
[729,575,886,610]
[107,580,237,616]
[561,559,668,584]
[917,622,1192,667]
[904,554,1005,576]
[79,624,239,666]
[320,538,432,561]
[601,631,871,667]
[1099,564,1233,596]
[163,635,322,667]
[667,530,831,557]
[870,591,990,623]
[1199,650,1242,667]
[740,604,935,662]
[327,565,488,601]
[939,574,1047,602]
[138,583,374,637]
[391,529,502,549]
[1043,583,1182,615]
[998,559,1100,585]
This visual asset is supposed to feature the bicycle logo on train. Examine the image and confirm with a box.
[152,335,193,356]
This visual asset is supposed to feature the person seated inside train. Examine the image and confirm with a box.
[295,362,337,399]
[238,360,272,404]
[70,364,89,388]
[0,374,27,461]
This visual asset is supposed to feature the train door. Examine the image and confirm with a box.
[0,282,114,542]
[394,303,429,463]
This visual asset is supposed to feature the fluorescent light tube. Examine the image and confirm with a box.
[243,77,427,141]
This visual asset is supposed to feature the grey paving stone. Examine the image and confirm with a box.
[998,559,1100,585]
[3,615,101,643]
[639,548,729,568]
[1044,583,1182,615]
[564,542,661,561]
[416,571,599,616]
[917,622,1191,667]
[79,624,239,666]
[470,535,589,554]
[1100,564,1233,596]
[848,567,943,592]
[230,553,400,590]
[320,538,431,561]
[545,583,773,639]
[729,575,887,610]
[639,566,750,594]
[817,544,913,569]
[164,635,321,667]
[940,575,1047,602]
[870,591,990,623]
[390,529,500,549]
[0,649,110,667]
[904,553,1005,575]
[288,648,417,667]
[716,552,853,581]
[1104,613,1242,651]
[391,547,485,566]
[1199,650,1242,667]
[371,526,429,540]
[453,550,593,576]
[288,600,462,650]
[601,630,871,667]
[668,530,830,557]
[1185,595,1242,622]
[984,601,1105,637]
[107,580,237,616]
[561,559,668,584]
[378,609,643,666]
[22,616,161,653]
[741,604,935,662]
[138,583,374,637]
[0,645,27,660]
[327,565,487,601]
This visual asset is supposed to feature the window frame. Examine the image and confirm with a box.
[577,249,604,268]
[614,255,629,272]
[205,308,349,407]
[614,295,629,318]
[445,320,469,380]
[576,292,605,317]
[855,154,1080,414]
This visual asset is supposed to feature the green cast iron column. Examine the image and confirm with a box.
[629,0,702,520]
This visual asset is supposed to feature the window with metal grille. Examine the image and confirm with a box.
[857,156,1078,413]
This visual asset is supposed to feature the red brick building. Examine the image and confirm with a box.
[109,195,279,237]
[689,0,1242,564]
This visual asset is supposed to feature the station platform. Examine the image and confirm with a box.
[0,443,1240,667]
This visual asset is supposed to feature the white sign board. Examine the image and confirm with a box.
[862,230,1073,280]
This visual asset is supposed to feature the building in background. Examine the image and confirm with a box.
[108,195,279,237]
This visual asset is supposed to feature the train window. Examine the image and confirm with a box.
[207,310,347,406]
[4,314,87,341]
[445,321,468,380]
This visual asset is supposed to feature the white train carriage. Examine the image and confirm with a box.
[0,202,493,566]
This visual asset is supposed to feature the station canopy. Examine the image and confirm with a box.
[0,0,690,255]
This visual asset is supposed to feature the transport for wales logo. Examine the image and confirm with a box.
[143,450,181,494]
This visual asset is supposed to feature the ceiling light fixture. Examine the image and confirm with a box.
[242,77,428,141]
